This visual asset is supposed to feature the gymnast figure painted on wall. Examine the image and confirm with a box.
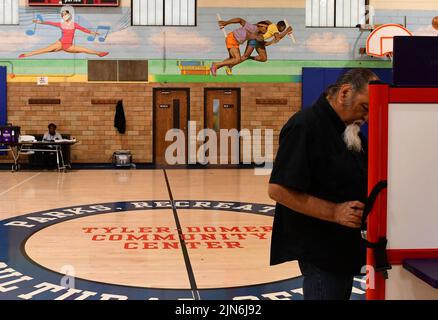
[19,7,109,58]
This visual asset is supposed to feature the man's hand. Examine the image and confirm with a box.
[286,26,293,33]
[218,20,227,29]
[333,201,364,228]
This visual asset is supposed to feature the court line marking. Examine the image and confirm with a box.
[0,172,42,197]
[163,169,201,300]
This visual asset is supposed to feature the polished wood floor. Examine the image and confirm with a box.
[0,169,311,300]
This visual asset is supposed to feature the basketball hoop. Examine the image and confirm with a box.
[366,24,412,58]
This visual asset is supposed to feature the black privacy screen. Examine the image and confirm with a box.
[393,36,438,87]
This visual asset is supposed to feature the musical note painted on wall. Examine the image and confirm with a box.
[26,14,44,36]
[87,25,111,42]
[97,26,110,42]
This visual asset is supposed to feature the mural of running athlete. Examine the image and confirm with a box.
[19,9,109,58]
[242,21,293,63]
[225,21,292,75]
[210,18,268,76]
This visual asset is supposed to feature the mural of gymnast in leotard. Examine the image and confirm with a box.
[19,8,109,58]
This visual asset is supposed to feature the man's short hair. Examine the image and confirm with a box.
[277,21,286,28]
[48,123,57,129]
[325,68,378,97]
[257,21,270,26]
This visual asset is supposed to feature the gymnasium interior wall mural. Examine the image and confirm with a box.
[0,0,436,82]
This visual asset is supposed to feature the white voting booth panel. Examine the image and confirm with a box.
[386,266,438,300]
[388,103,438,250]
[386,103,438,299]
[367,85,438,300]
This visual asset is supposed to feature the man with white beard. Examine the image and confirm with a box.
[268,69,378,300]
[343,121,364,153]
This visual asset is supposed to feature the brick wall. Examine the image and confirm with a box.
[2,82,300,164]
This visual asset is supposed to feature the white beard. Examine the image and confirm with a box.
[343,122,363,152]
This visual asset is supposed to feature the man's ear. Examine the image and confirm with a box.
[339,84,352,98]
[338,84,354,105]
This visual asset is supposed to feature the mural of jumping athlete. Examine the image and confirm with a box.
[19,9,109,58]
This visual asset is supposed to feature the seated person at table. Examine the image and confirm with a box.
[40,123,61,168]
[43,123,62,141]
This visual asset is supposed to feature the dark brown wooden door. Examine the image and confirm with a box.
[205,89,240,164]
[154,89,188,165]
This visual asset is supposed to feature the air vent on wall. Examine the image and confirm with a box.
[91,99,119,105]
[256,99,288,105]
[28,98,61,105]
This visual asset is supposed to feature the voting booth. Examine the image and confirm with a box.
[367,84,438,299]
[366,36,438,299]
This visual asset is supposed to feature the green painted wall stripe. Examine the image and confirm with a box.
[0,59,391,81]
[149,59,392,76]
[0,59,87,75]
[153,75,302,83]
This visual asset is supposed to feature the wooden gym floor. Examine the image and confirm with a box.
[0,169,366,300]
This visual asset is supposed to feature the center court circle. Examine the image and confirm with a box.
[1,200,321,299]
[24,208,298,289]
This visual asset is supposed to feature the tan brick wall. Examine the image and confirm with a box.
[4,82,153,163]
[2,82,300,164]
